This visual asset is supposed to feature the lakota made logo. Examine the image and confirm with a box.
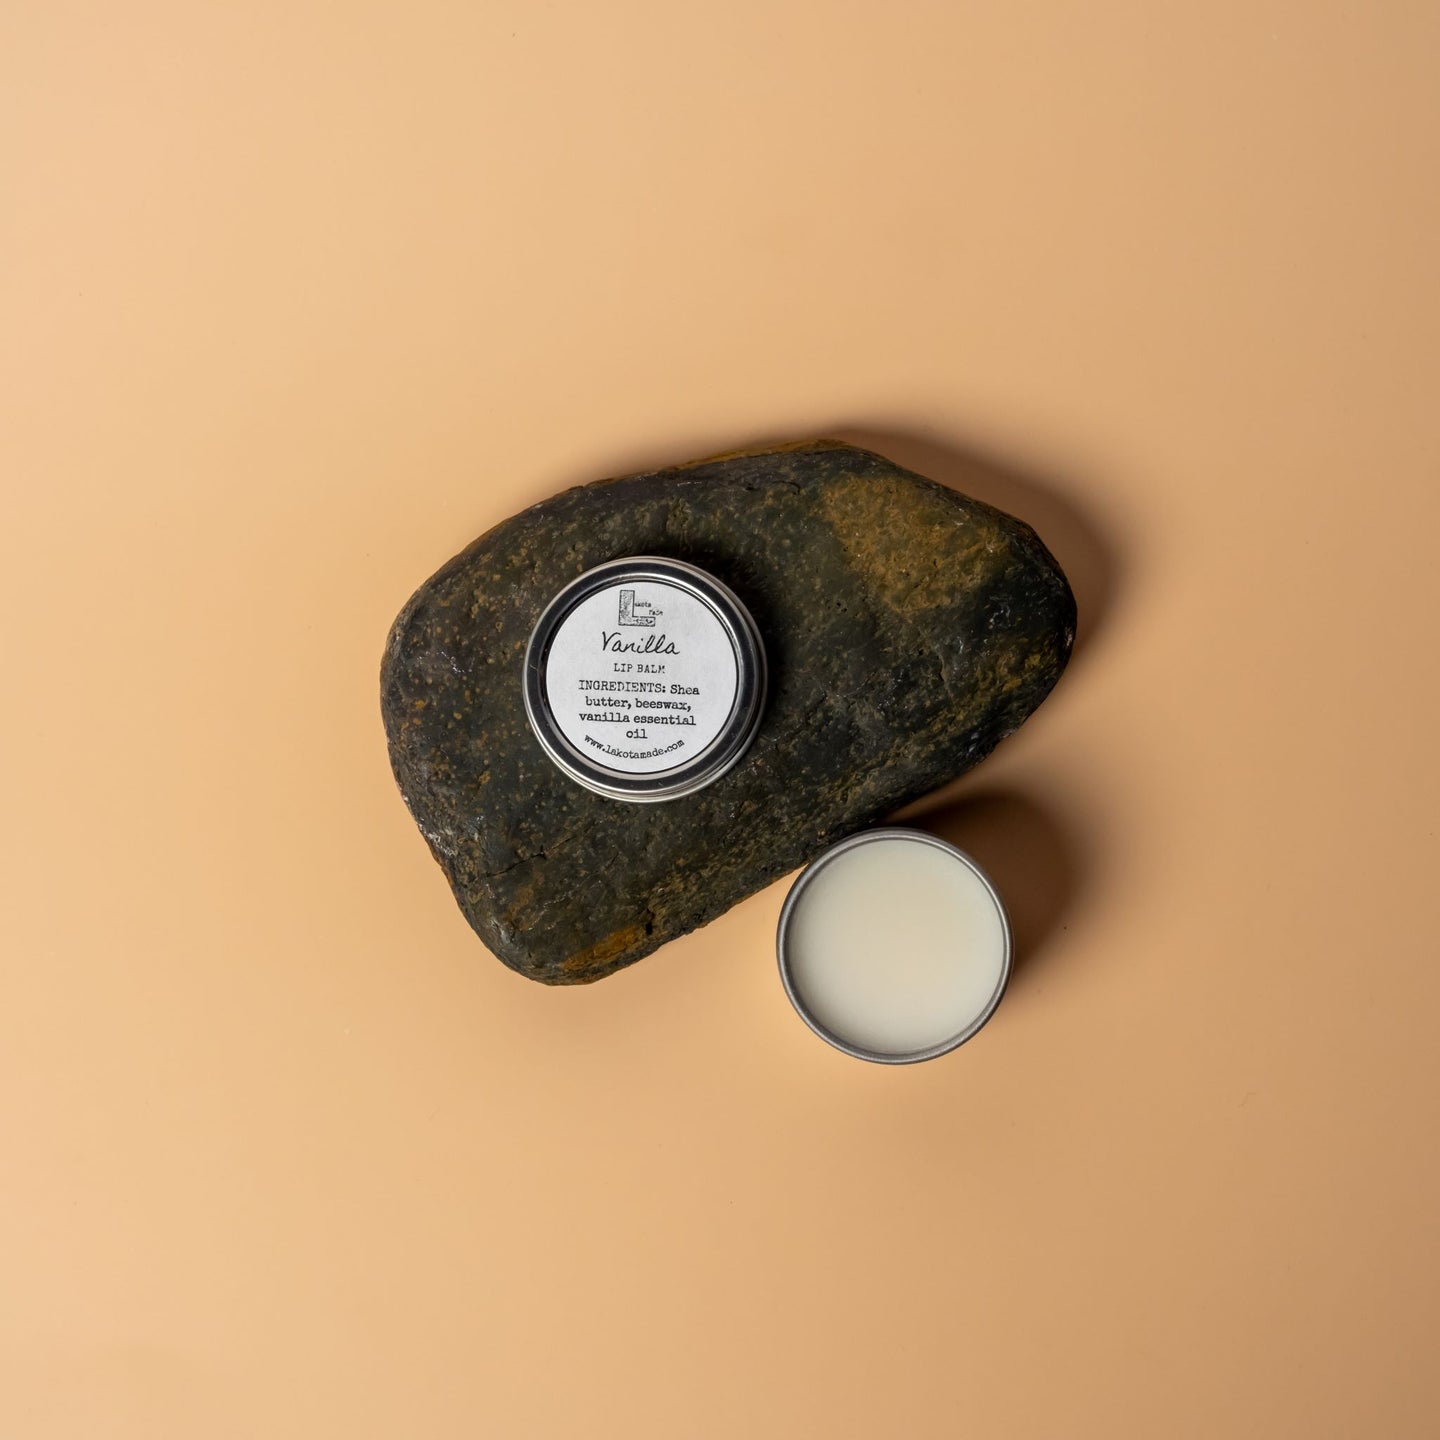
[617,589,658,627]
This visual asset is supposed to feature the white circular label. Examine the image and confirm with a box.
[541,578,741,776]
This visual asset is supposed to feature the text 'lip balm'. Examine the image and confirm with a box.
[777,828,1011,1063]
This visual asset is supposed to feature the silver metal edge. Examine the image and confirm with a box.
[775,826,1013,1064]
[523,556,767,803]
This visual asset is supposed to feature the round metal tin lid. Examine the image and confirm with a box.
[523,556,767,802]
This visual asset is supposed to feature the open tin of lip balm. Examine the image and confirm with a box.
[777,828,1012,1064]
[523,556,766,803]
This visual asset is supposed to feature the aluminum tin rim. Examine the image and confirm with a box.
[776,826,1013,1064]
[523,555,767,803]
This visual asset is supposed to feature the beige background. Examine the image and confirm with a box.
[4,2,1439,1436]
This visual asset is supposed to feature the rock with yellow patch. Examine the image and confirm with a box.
[381,442,1074,983]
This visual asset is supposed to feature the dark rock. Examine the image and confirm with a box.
[381,442,1075,984]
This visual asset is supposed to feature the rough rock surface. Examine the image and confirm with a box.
[381,442,1075,983]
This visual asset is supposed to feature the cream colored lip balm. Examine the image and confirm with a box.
[776,828,1011,1063]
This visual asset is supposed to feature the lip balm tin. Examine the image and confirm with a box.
[523,556,766,803]
[776,828,1013,1064]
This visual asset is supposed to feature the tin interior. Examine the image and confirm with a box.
[776,828,1013,1064]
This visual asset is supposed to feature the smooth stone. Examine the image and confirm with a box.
[381,441,1075,984]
